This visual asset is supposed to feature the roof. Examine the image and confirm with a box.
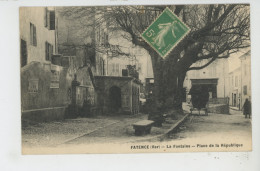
[229,66,241,74]
[239,50,251,60]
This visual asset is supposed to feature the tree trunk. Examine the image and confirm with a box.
[147,47,186,116]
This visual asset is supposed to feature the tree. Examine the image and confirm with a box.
[59,5,250,115]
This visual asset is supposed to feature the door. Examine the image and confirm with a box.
[109,86,121,113]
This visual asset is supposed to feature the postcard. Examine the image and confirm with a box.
[20,4,251,154]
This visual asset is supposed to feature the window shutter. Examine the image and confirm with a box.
[30,23,33,45]
[47,11,50,30]
[50,44,53,61]
[243,86,247,95]
[33,25,37,46]
[49,11,55,30]
[45,42,49,60]
[48,44,50,61]
[44,8,48,27]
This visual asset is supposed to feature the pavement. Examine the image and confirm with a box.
[229,106,240,111]
[159,107,252,151]
[22,110,188,149]
[22,103,252,153]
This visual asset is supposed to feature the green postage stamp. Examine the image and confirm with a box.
[142,7,190,58]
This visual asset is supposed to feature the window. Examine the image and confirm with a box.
[101,59,105,75]
[30,23,37,46]
[244,64,247,76]
[235,76,238,87]
[20,39,27,67]
[105,34,109,47]
[116,63,119,75]
[112,63,115,73]
[44,8,48,27]
[243,85,247,95]
[45,42,53,61]
[49,11,55,30]
[44,8,55,30]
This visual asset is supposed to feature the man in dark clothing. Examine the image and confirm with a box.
[243,98,251,118]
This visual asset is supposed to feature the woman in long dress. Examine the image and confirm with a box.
[242,98,251,118]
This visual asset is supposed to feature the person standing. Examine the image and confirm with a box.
[242,98,251,118]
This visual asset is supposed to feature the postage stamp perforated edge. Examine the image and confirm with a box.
[141,7,191,58]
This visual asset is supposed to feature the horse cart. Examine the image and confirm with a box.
[189,85,209,116]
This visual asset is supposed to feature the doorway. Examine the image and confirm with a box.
[109,86,121,113]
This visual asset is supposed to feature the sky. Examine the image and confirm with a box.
[228,48,251,73]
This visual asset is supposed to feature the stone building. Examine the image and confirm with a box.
[184,58,229,100]
[240,50,251,107]
[184,58,230,114]
[228,67,242,109]
[56,7,141,115]
[20,7,57,66]
[228,50,251,110]
[20,7,71,122]
[95,76,141,115]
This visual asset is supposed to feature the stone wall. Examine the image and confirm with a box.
[208,104,229,114]
[21,62,71,122]
[95,76,132,114]
[94,76,140,115]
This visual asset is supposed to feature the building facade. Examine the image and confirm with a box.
[20,7,57,66]
[184,58,229,100]
[20,7,73,122]
[56,7,141,115]
[240,50,251,107]
[228,67,241,109]
[94,76,141,115]
[228,50,251,110]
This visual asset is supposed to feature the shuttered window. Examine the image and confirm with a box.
[44,7,48,27]
[44,9,55,30]
[49,11,55,30]
[30,23,37,46]
[243,85,247,95]
[45,41,53,61]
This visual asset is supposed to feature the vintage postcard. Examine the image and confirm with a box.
[20,4,251,154]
